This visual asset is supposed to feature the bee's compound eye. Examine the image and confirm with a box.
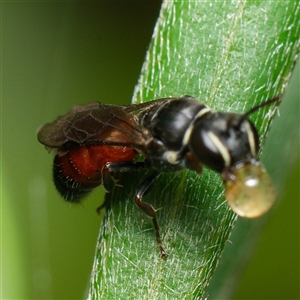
[224,163,276,218]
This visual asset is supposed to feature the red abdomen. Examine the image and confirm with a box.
[53,145,138,202]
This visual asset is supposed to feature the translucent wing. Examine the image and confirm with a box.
[37,98,173,151]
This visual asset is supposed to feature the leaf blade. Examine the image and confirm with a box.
[89,1,300,299]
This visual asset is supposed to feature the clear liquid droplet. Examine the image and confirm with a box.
[224,163,276,218]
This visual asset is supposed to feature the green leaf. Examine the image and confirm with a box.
[209,60,300,299]
[88,2,299,299]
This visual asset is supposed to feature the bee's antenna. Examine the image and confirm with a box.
[235,95,282,127]
[244,95,282,117]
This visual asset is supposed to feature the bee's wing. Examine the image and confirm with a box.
[123,97,172,114]
[37,102,151,151]
[37,98,177,151]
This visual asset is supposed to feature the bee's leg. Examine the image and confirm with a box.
[96,161,147,214]
[135,171,168,259]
